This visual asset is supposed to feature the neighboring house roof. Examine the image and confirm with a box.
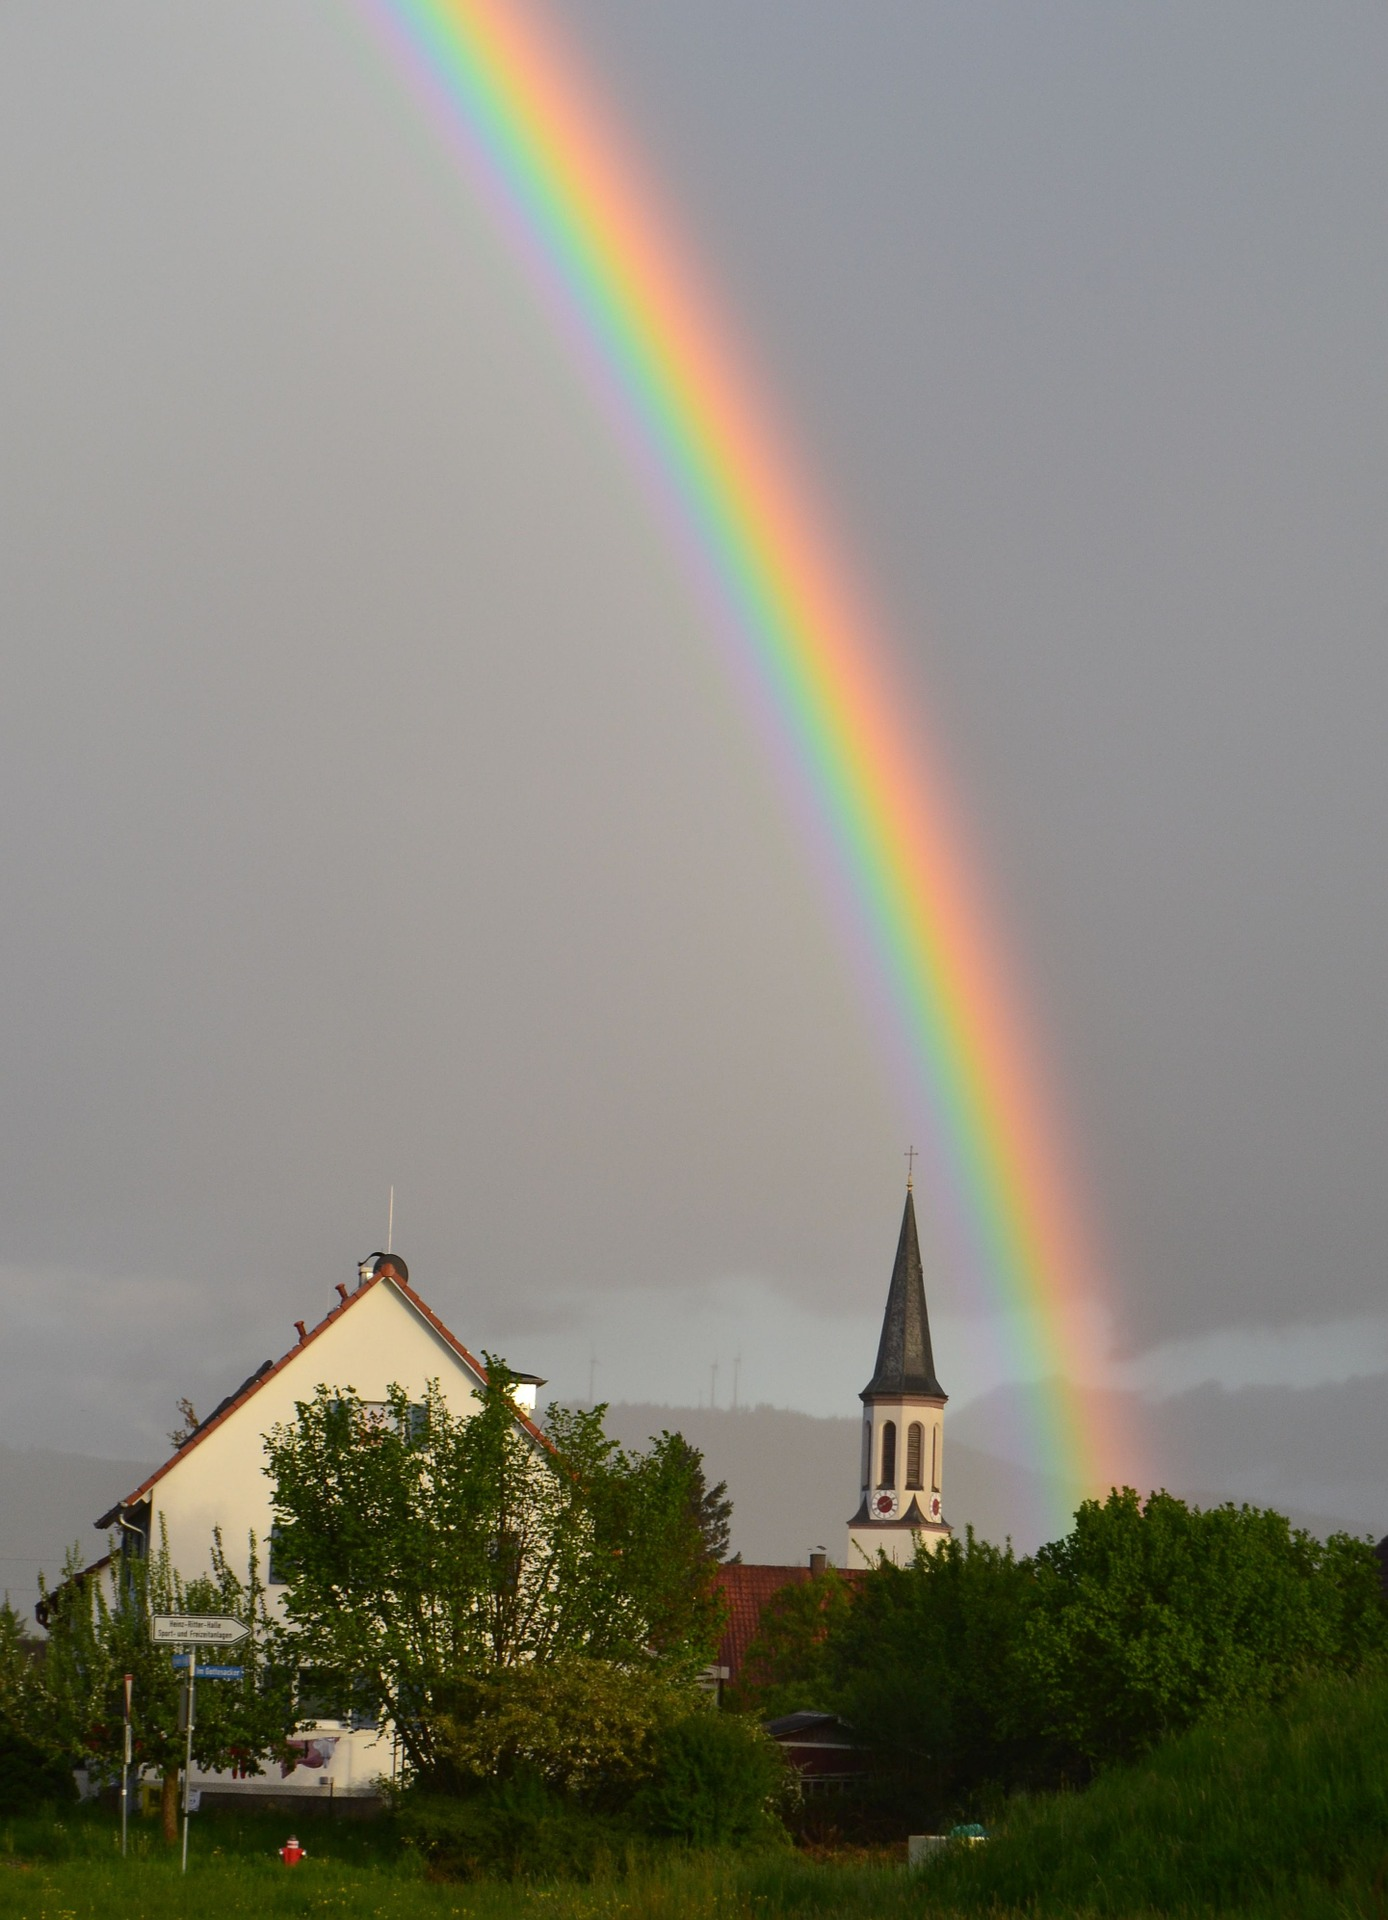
[764,1710,865,1751]
[712,1562,863,1688]
[861,1185,946,1402]
[764,1709,869,1779]
[94,1269,548,1530]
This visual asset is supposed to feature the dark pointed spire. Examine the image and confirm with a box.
[861,1186,946,1401]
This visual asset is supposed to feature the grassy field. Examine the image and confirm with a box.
[3,1812,899,1920]
[921,1661,1388,1918]
[4,1667,1386,1917]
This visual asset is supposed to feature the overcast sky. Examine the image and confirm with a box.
[1,4,1385,1485]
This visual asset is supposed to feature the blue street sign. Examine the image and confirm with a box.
[171,1656,244,1679]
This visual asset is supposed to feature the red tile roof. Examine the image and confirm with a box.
[96,1273,549,1528]
[713,1563,863,1686]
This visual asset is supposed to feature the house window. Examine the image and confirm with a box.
[878,1420,897,1489]
[906,1422,924,1490]
[268,1525,288,1586]
[356,1400,426,1438]
[931,1425,941,1492]
[296,1667,345,1724]
[488,1529,521,1595]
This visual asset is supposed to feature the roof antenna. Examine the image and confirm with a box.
[904,1144,917,1191]
[387,1185,395,1256]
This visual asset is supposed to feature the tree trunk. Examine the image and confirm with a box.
[161,1766,180,1845]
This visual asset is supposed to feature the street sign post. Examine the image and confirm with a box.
[181,1646,196,1875]
[149,1618,250,1872]
[152,1614,249,1647]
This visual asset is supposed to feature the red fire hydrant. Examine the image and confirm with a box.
[279,1835,306,1867]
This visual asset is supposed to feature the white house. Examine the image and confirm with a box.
[846,1182,951,1566]
[91,1252,546,1806]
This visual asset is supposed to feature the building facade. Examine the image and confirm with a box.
[91,1253,545,1805]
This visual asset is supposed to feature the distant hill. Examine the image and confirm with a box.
[600,1402,1067,1563]
[4,1376,1378,1622]
[0,1443,154,1622]
[603,1394,1377,1563]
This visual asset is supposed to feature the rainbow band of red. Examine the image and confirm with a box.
[346,0,1137,1520]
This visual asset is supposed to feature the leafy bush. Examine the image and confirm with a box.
[632,1709,788,1847]
[397,1773,633,1882]
[0,1724,77,1814]
[428,1655,692,1801]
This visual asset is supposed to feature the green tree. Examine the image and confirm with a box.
[0,1600,74,1813]
[730,1568,855,1718]
[1024,1488,1388,1769]
[823,1532,1046,1819]
[0,1599,43,1739]
[264,1367,725,1782]
[35,1524,293,1842]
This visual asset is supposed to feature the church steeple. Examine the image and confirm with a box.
[861,1186,946,1403]
[847,1178,952,1565]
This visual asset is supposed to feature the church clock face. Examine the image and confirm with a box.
[929,1494,941,1520]
[872,1491,899,1520]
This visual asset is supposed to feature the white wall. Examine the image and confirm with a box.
[143,1281,487,1585]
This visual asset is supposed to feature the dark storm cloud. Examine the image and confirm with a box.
[0,2,1385,1519]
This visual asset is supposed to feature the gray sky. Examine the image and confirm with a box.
[1,4,1386,1495]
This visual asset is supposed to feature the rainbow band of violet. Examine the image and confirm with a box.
[346,0,1138,1525]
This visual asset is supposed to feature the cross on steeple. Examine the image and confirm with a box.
[904,1144,918,1190]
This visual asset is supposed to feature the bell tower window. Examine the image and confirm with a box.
[931,1423,941,1492]
[906,1422,924,1489]
[878,1420,897,1488]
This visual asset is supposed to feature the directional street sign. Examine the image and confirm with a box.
[152,1614,249,1647]
[171,1657,245,1678]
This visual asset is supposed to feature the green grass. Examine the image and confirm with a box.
[0,1810,900,1920]
[5,1667,1387,1917]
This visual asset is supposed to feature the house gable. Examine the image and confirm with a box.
[95,1273,543,1578]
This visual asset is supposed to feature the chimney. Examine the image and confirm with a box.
[294,1321,308,1344]
[335,1282,349,1303]
[809,1547,828,1577]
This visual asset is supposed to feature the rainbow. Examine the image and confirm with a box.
[341,0,1138,1522]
